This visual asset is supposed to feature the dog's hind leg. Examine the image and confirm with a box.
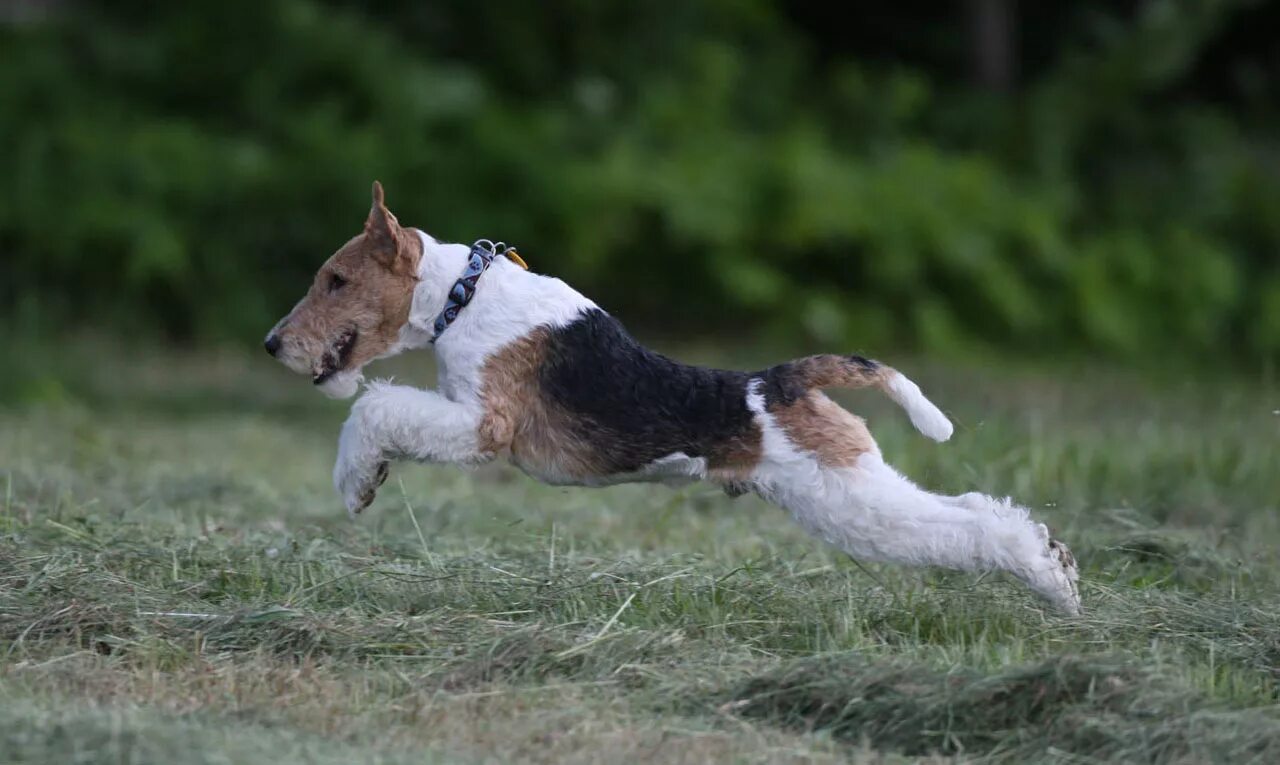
[743,380,1079,612]
[754,451,1081,614]
[334,381,490,517]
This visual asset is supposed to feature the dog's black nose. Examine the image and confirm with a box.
[264,334,282,357]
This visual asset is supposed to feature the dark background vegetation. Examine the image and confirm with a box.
[3,0,1280,363]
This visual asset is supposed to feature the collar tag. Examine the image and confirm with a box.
[505,248,529,270]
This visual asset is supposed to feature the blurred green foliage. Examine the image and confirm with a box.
[2,0,1278,361]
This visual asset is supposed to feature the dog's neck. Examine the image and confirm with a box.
[394,229,470,349]
[392,227,597,398]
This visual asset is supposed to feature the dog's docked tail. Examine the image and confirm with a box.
[775,354,954,442]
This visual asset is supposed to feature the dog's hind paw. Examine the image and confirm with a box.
[1011,532,1081,615]
[1037,538,1081,615]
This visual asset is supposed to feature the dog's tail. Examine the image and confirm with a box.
[773,354,953,442]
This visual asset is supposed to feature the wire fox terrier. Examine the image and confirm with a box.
[265,182,1081,614]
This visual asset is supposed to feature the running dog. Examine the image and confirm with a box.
[264,182,1080,614]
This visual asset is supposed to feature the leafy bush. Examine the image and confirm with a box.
[1,0,1277,362]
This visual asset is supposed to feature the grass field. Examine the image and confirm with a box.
[3,340,1279,763]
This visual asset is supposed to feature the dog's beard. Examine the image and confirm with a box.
[317,369,362,399]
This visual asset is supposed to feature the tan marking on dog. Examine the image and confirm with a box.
[705,424,763,484]
[478,328,614,481]
[791,354,891,391]
[769,392,874,467]
[271,181,422,379]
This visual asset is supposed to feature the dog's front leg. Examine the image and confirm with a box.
[334,381,487,517]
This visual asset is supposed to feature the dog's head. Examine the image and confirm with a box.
[264,182,422,398]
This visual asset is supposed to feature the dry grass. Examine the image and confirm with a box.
[1,339,1278,763]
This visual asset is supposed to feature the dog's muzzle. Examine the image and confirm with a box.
[313,328,358,385]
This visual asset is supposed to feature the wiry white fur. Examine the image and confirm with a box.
[334,380,488,517]
[744,381,1079,614]
[317,370,363,400]
[405,230,597,405]
[886,371,954,442]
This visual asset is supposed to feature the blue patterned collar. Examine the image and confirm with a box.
[430,239,526,343]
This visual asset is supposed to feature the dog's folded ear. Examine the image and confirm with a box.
[365,181,413,272]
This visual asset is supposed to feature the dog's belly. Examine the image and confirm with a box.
[507,450,588,486]
[508,449,708,488]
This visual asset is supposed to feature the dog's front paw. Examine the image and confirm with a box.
[334,410,391,519]
[338,459,389,518]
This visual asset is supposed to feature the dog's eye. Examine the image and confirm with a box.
[328,274,348,293]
